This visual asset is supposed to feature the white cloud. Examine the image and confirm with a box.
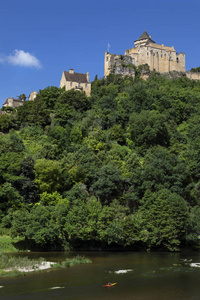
[0,50,42,68]
[0,55,5,63]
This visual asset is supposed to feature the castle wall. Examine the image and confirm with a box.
[104,52,113,77]
[186,71,200,80]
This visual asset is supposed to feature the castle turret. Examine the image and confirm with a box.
[134,30,155,47]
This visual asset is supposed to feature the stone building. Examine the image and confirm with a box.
[3,97,25,108]
[29,91,38,101]
[60,69,91,96]
[104,31,185,77]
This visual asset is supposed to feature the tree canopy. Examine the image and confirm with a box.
[1,73,200,251]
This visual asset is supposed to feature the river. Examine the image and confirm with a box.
[0,251,200,299]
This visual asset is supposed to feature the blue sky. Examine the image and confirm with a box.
[0,0,200,107]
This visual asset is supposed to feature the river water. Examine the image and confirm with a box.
[0,251,200,299]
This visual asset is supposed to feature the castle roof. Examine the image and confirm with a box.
[63,71,89,83]
[135,30,155,44]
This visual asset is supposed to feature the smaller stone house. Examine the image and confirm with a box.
[60,69,91,96]
[29,91,38,101]
[3,97,25,108]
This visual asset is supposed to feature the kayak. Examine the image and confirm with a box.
[103,282,117,288]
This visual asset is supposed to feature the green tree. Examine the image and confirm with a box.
[40,191,65,205]
[34,159,62,193]
[10,209,29,237]
[25,205,62,249]
[186,206,200,247]
[54,102,71,126]
[0,183,23,212]
[17,94,26,100]
[138,189,188,251]
[91,164,125,204]
[131,146,190,198]
[0,114,15,132]
[17,96,50,127]
[64,197,102,243]
[97,200,129,245]
[190,66,200,73]
[38,86,63,110]
[129,110,169,151]
[57,89,90,112]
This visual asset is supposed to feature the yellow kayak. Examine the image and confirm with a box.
[103,282,117,287]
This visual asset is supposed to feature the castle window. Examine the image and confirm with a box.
[78,83,81,88]
[106,56,109,62]
[176,57,179,63]
[85,84,87,88]
[70,82,72,87]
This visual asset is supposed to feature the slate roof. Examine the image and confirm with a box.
[63,71,89,83]
[135,31,155,44]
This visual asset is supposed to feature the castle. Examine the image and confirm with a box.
[104,31,200,80]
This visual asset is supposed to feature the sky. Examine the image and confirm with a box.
[0,0,200,107]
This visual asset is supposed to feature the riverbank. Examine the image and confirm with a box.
[3,261,56,273]
[0,253,92,277]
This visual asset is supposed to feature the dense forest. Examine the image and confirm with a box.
[1,71,200,252]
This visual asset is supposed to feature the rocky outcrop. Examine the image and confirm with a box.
[108,54,135,77]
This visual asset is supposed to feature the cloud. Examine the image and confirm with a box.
[0,56,5,63]
[0,50,42,68]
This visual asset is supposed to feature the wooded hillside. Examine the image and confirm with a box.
[1,72,200,251]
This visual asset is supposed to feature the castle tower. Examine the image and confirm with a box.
[134,30,155,48]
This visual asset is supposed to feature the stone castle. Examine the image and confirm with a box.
[104,31,200,80]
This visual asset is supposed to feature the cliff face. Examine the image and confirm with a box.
[105,52,135,78]
[112,55,135,77]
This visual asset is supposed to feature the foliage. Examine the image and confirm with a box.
[190,66,200,73]
[91,164,125,204]
[34,159,62,193]
[1,75,200,251]
[139,189,188,251]
[24,205,63,249]
[17,97,50,127]
[129,110,169,151]
[0,236,19,252]
[57,255,92,267]
[0,183,23,212]
[0,114,15,132]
